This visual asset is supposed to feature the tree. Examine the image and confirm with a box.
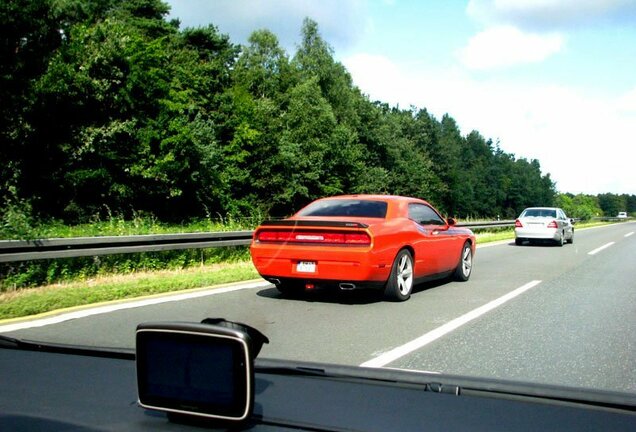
[233,29,291,99]
[270,77,338,213]
[0,0,61,207]
[598,193,627,217]
[0,12,575,226]
[23,4,237,221]
[292,18,358,126]
[555,193,600,220]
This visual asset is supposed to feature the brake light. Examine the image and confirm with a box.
[547,220,558,228]
[257,231,294,242]
[257,230,371,245]
[344,233,371,244]
[515,219,523,228]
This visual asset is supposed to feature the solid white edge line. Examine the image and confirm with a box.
[625,232,634,238]
[360,280,542,368]
[587,242,615,255]
[0,280,270,333]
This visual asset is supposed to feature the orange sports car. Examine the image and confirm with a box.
[250,195,476,301]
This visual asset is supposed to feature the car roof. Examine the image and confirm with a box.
[317,194,428,203]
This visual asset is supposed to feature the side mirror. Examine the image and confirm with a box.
[570,218,576,225]
[447,218,457,226]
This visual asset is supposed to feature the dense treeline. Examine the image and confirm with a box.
[555,192,636,220]
[3,0,628,231]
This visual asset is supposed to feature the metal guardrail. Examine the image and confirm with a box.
[2,216,631,263]
[457,220,516,229]
[0,231,253,263]
[593,216,633,222]
[6,218,616,263]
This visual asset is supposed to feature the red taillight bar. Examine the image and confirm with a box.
[257,230,371,245]
[547,220,558,228]
[515,219,523,228]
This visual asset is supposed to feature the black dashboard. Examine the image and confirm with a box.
[0,345,635,431]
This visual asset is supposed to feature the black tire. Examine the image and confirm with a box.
[567,230,574,244]
[453,242,473,281]
[515,238,523,246]
[556,231,564,247]
[384,249,414,302]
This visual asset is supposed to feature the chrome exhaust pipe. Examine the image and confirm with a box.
[339,283,356,290]
[269,278,281,285]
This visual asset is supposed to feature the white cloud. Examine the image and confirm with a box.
[457,25,564,70]
[467,0,636,30]
[166,0,369,52]
[341,54,409,103]
[342,54,636,194]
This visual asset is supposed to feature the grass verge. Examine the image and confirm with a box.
[0,261,259,320]
[476,229,515,243]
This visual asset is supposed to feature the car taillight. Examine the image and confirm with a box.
[257,231,294,242]
[547,220,558,228]
[257,230,370,245]
[344,233,371,244]
[515,219,523,228]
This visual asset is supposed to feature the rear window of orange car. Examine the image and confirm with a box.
[297,199,388,218]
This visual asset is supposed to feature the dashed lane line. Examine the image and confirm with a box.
[588,242,615,256]
[360,280,542,368]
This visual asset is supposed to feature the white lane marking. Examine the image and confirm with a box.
[476,239,511,249]
[360,280,542,368]
[382,366,441,375]
[0,280,270,333]
[625,232,634,238]
[588,242,615,256]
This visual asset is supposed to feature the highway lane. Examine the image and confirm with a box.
[385,222,636,393]
[2,222,635,393]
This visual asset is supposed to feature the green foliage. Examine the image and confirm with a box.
[3,2,617,236]
[0,181,45,240]
[555,193,602,220]
[0,191,38,240]
[597,193,634,217]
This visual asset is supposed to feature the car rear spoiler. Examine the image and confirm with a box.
[259,220,369,229]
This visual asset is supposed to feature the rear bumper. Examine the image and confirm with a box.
[250,243,392,285]
[260,276,386,291]
[514,227,560,241]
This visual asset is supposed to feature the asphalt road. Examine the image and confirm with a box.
[2,222,635,394]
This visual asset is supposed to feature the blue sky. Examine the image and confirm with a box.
[165,0,636,195]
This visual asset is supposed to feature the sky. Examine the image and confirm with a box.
[165,0,636,195]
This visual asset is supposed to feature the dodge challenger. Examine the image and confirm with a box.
[250,195,475,301]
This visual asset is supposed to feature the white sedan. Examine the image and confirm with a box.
[514,207,574,246]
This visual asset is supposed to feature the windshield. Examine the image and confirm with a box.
[1,0,635,404]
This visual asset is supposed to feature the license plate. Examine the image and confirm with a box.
[296,261,316,273]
